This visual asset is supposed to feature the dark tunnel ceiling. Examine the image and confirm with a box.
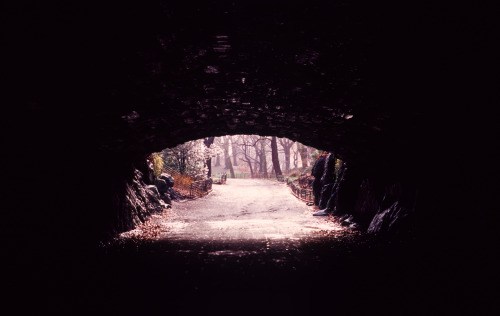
[96,0,426,168]
[6,0,459,172]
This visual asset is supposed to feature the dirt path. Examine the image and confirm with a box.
[161,178,343,241]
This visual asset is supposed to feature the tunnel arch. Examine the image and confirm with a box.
[85,0,429,192]
[5,0,496,255]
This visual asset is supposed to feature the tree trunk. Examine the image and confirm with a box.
[279,138,293,172]
[180,156,186,174]
[223,137,235,178]
[223,137,230,169]
[293,149,298,169]
[261,139,268,178]
[226,155,235,178]
[255,156,261,175]
[224,153,229,169]
[245,159,254,177]
[204,137,215,177]
[253,140,262,174]
[283,146,291,171]
[297,142,308,169]
[215,154,220,167]
[271,136,283,178]
[230,136,239,166]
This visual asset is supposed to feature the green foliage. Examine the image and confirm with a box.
[300,166,313,176]
[287,176,299,182]
[309,149,323,163]
[335,158,343,178]
[286,168,302,178]
[151,153,164,178]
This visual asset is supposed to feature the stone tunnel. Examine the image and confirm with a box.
[3,1,497,313]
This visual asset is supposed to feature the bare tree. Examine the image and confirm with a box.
[230,135,239,166]
[278,137,294,172]
[236,135,256,177]
[246,135,263,173]
[291,142,299,169]
[204,137,215,177]
[213,137,223,167]
[271,136,283,178]
[296,142,309,169]
[243,135,269,177]
[213,134,319,178]
[222,136,235,178]
[260,138,268,178]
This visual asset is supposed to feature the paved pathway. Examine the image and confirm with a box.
[162,178,342,241]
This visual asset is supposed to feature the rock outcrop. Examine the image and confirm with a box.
[154,178,168,194]
[311,158,417,238]
[159,173,175,188]
[118,169,169,233]
[154,172,176,204]
[368,201,415,237]
[311,155,327,205]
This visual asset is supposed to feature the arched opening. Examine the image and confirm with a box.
[119,135,341,241]
[116,133,415,244]
[93,132,417,314]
